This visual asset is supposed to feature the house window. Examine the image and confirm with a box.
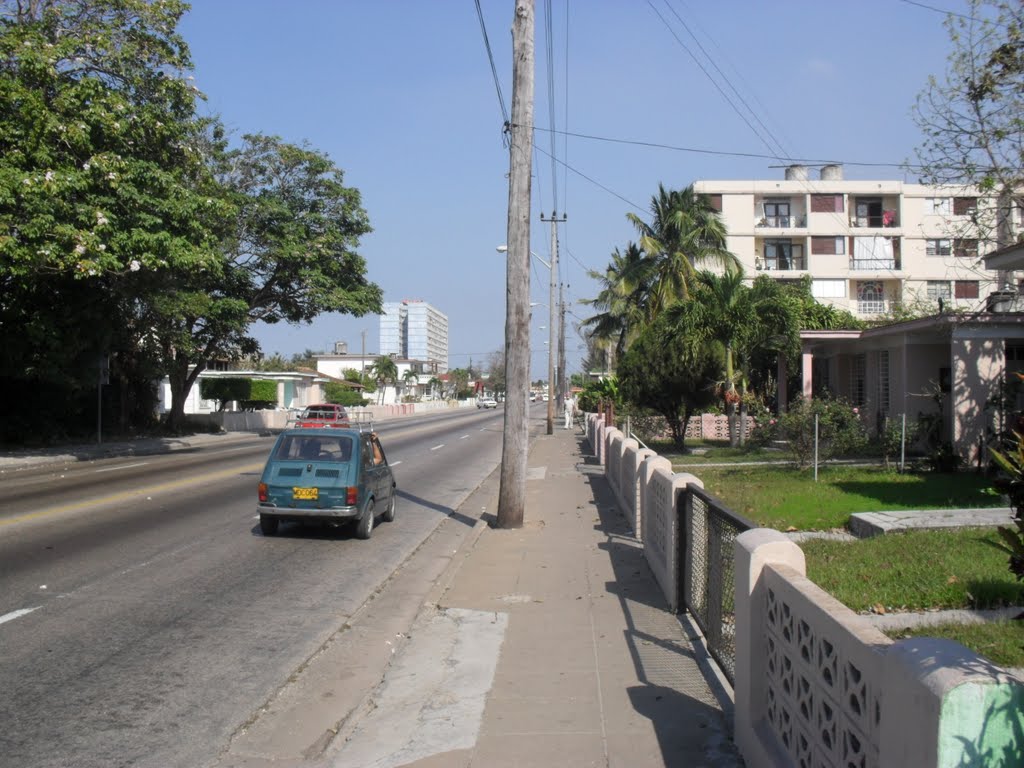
[926,197,952,215]
[877,350,890,413]
[850,354,866,407]
[927,281,951,300]
[811,236,845,255]
[953,238,979,259]
[706,194,722,212]
[955,280,979,299]
[953,197,978,216]
[812,279,847,298]
[762,240,805,270]
[811,194,843,213]
[762,198,791,227]
[857,281,885,314]
[854,198,884,227]
[926,239,951,256]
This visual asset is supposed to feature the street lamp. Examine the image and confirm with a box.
[498,244,556,434]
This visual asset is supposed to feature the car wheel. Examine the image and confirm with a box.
[356,501,375,540]
[260,515,279,536]
[381,488,397,523]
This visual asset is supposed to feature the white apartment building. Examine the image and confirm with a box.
[379,300,449,373]
[694,165,1021,317]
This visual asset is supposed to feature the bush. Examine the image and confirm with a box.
[199,378,278,411]
[324,382,367,406]
[765,396,867,468]
[879,416,921,470]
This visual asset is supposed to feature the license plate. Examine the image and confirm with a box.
[293,487,318,500]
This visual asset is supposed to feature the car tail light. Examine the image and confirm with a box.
[258,482,268,502]
[346,486,358,505]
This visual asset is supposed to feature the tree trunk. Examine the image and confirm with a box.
[166,357,205,434]
[738,400,748,447]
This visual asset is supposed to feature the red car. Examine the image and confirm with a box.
[294,403,350,429]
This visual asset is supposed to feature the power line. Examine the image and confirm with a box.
[532,143,646,213]
[660,0,794,163]
[898,0,985,23]
[543,0,559,211]
[524,125,926,169]
[474,0,508,126]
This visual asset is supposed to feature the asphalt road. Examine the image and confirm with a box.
[0,406,515,768]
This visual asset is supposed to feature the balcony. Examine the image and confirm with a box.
[756,254,807,271]
[850,196,899,228]
[756,214,806,229]
[856,299,891,315]
[849,236,900,271]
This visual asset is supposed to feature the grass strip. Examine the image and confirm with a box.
[801,528,1024,613]
[683,465,1002,531]
[883,620,1024,669]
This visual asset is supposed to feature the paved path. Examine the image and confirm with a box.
[328,427,740,768]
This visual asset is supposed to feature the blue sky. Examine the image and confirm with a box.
[178,0,966,378]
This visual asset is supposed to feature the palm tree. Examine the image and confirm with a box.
[368,356,398,405]
[627,184,737,315]
[579,242,651,370]
[402,369,419,401]
[426,376,443,400]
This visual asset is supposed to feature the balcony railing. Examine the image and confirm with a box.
[756,255,806,271]
[850,211,898,228]
[856,299,889,315]
[849,258,897,271]
[756,215,806,228]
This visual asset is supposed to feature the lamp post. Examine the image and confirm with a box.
[498,244,555,434]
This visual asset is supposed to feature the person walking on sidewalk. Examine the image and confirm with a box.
[563,393,575,430]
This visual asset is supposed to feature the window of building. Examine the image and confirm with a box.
[706,194,722,212]
[811,236,846,255]
[762,198,791,227]
[926,197,951,215]
[762,240,805,270]
[877,350,890,413]
[927,281,951,300]
[953,238,979,259]
[854,198,884,227]
[926,239,951,256]
[857,281,885,314]
[811,194,843,213]
[953,197,978,216]
[850,354,866,407]
[954,280,979,299]
[812,279,847,298]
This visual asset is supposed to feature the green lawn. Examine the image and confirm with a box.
[685,464,1001,531]
[884,620,1024,669]
[802,529,1024,613]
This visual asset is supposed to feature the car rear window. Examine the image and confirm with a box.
[275,435,354,462]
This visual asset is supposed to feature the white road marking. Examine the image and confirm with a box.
[391,460,403,466]
[459,435,469,440]
[430,444,444,451]
[94,462,150,473]
[0,607,40,626]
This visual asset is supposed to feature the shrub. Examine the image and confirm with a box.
[199,378,277,411]
[989,432,1024,581]
[768,396,867,469]
[324,382,367,406]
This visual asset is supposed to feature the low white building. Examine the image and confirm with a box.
[157,369,327,415]
[315,353,442,405]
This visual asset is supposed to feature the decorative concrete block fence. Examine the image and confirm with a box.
[583,413,1024,768]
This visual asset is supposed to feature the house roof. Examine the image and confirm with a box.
[800,312,1024,351]
[983,241,1024,271]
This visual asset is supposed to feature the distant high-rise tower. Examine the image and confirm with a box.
[379,300,449,373]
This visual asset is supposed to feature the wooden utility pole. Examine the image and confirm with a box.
[497,0,534,529]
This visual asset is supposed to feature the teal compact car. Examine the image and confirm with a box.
[257,428,396,539]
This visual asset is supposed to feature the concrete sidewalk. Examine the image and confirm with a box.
[330,426,740,768]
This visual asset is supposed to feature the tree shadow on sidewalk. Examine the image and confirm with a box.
[574,435,742,766]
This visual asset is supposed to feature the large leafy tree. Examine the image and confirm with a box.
[617,313,719,451]
[157,133,380,430]
[912,0,1024,249]
[626,184,737,313]
[0,0,227,438]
